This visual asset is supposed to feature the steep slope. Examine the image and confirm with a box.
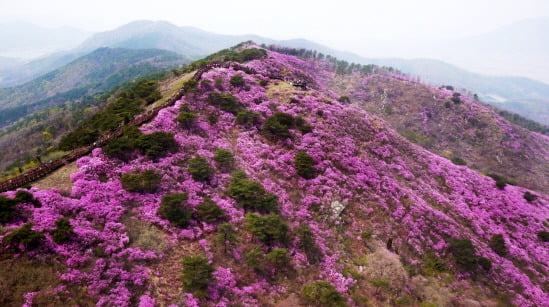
[0,46,547,307]
[326,70,549,194]
[357,58,549,125]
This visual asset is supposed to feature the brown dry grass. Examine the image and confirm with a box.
[33,162,78,194]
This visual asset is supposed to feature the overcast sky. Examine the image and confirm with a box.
[2,0,548,50]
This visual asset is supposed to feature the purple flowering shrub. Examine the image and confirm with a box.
[1,45,547,306]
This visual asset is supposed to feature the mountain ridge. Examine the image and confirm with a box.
[0,45,547,306]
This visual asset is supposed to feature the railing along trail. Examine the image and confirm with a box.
[0,62,257,193]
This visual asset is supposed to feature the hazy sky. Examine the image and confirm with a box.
[2,0,548,50]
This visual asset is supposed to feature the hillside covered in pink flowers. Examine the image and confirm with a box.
[1,44,548,307]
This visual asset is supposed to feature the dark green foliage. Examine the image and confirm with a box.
[196,199,225,223]
[181,255,214,297]
[523,191,538,202]
[497,110,549,135]
[537,231,549,242]
[297,225,323,264]
[103,126,140,161]
[214,78,224,91]
[361,231,372,240]
[4,223,44,251]
[214,223,237,253]
[236,110,260,128]
[136,132,178,160]
[451,157,467,166]
[450,96,461,104]
[207,113,218,124]
[259,80,268,87]
[422,252,447,275]
[245,246,264,273]
[478,257,492,271]
[449,238,477,271]
[0,196,17,224]
[120,170,161,193]
[51,218,74,244]
[188,155,214,181]
[489,234,507,256]
[230,74,245,87]
[207,92,244,115]
[488,174,508,190]
[261,112,295,141]
[294,151,317,179]
[300,281,346,307]
[176,106,198,129]
[183,79,198,93]
[338,96,350,103]
[244,213,289,246]
[157,193,193,227]
[295,116,313,134]
[213,149,234,172]
[449,238,490,272]
[266,248,291,270]
[15,190,40,207]
[227,171,279,213]
[58,128,99,151]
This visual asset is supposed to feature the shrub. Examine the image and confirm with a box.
[157,193,193,227]
[136,132,178,160]
[181,255,214,297]
[489,234,507,256]
[245,246,265,273]
[261,112,295,141]
[230,74,245,87]
[51,218,74,244]
[121,170,161,193]
[451,157,467,166]
[208,92,244,115]
[259,79,268,87]
[297,225,323,264]
[183,79,198,93]
[188,155,214,181]
[214,223,237,253]
[214,78,224,90]
[214,149,234,172]
[449,238,481,272]
[244,213,289,246]
[523,191,538,202]
[295,116,313,134]
[227,171,279,213]
[537,231,549,242]
[361,231,373,240]
[196,199,225,223]
[4,223,44,251]
[338,96,351,103]
[103,126,140,160]
[266,248,292,276]
[207,113,218,124]
[487,174,508,190]
[300,281,346,307]
[478,257,492,271]
[177,107,198,129]
[422,252,447,275]
[14,190,40,207]
[58,128,99,151]
[0,196,17,224]
[236,110,260,128]
[295,151,317,179]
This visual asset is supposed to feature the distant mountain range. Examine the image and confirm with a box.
[0,19,547,124]
[0,47,187,126]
